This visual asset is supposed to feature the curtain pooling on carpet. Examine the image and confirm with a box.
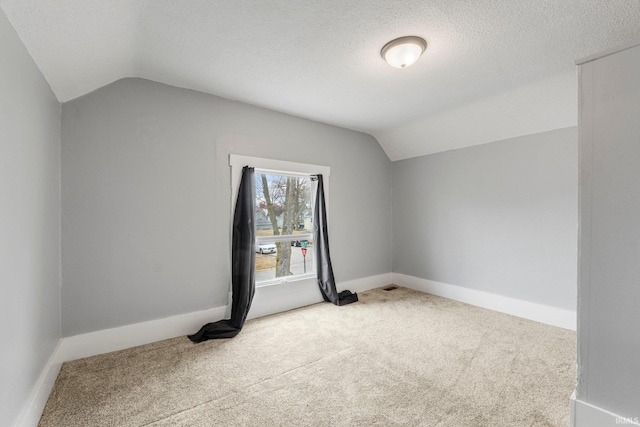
[313,174,358,306]
[188,166,256,342]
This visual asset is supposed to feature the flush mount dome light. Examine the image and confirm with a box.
[381,36,427,68]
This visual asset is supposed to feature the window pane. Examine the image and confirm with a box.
[255,239,315,282]
[255,172,314,282]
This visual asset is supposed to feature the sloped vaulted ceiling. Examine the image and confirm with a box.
[1,0,639,160]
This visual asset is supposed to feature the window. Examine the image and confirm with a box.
[230,155,330,287]
[254,171,314,284]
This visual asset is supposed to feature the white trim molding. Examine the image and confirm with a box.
[341,273,393,294]
[18,274,389,426]
[15,341,63,427]
[229,154,330,177]
[22,272,584,426]
[53,305,228,364]
[51,273,389,365]
[571,391,640,426]
[392,273,576,331]
[18,306,231,427]
[248,273,392,320]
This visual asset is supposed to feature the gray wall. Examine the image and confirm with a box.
[577,43,640,418]
[392,127,577,310]
[0,9,61,427]
[61,78,392,336]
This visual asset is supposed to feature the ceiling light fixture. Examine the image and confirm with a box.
[381,36,427,69]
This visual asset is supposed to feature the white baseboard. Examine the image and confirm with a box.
[392,273,576,331]
[16,340,63,427]
[341,273,393,294]
[248,272,392,320]
[19,306,229,427]
[54,305,228,364]
[54,273,390,364]
[22,272,577,427]
[571,390,640,426]
[19,273,390,426]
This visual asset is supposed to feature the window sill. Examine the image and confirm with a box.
[255,273,316,288]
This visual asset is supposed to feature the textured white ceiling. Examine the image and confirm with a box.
[1,0,639,160]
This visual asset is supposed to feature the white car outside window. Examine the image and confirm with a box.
[255,242,276,254]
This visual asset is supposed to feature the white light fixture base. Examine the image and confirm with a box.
[381,36,427,69]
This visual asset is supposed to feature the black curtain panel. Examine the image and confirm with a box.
[188,166,256,342]
[313,175,358,306]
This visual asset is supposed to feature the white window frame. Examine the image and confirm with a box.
[229,154,330,287]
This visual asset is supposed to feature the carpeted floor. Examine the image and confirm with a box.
[39,286,576,426]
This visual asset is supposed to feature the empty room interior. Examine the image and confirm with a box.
[2,1,640,426]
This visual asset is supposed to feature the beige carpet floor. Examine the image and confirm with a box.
[39,286,576,426]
